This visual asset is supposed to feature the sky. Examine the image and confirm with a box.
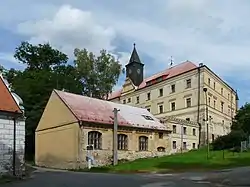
[0,0,249,106]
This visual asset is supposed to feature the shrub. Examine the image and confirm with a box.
[212,130,247,150]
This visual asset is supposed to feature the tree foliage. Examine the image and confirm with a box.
[74,48,123,99]
[212,102,250,151]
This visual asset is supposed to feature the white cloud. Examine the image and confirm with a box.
[1,0,250,104]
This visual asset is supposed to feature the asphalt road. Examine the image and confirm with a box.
[2,167,250,187]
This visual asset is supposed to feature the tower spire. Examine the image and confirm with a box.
[128,43,142,64]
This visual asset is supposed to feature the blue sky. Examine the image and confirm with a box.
[0,0,249,106]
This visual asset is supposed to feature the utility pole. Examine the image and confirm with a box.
[203,87,209,160]
[113,108,119,166]
[181,123,183,153]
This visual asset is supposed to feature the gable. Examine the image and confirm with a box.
[0,76,21,114]
[36,91,78,132]
[121,77,136,96]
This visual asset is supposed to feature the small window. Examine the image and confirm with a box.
[186,79,191,88]
[186,98,191,108]
[183,127,187,135]
[221,88,223,95]
[173,125,176,133]
[123,99,126,104]
[208,97,211,106]
[118,134,128,150]
[192,143,196,149]
[136,96,140,104]
[173,141,177,149]
[212,134,215,142]
[157,147,165,152]
[228,93,230,100]
[171,102,176,111]
[159,105,163,113]
[171,84,175,93]
[139,136,148,151]
[213,82,216,89]
[221,101,224,112]
[186,118,190,121]
[159,88,163,97]
[146,108,150,112]
[127,98,131,103]
[193,128,196,136]
[88,131,102,150]
[208,78,211,86]
[228,108,230,115]
[183,142,187,150]
[147,92,151,100]
[214,100,216,108]
[158,132,164,139]
[142,115,154,121]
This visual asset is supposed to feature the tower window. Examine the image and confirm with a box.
[171,102,176,111]
[186,98,191,107]
[208,78,211,86]
[136,96,140,104]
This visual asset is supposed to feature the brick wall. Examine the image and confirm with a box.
[0,116,25,173]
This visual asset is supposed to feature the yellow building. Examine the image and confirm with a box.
[35,90,171,169]
[108,45,239,152]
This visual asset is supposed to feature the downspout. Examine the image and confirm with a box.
[77,120,82,169]
[197,64,202,148]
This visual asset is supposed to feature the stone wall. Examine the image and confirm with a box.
[79,125,171,168]
[0,115,25,174]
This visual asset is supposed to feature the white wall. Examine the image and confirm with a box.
[0,115,25,173]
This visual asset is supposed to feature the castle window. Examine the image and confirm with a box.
[186,79,191,88]
[158,105,163,114]
[186,98,191,108]
[118,134,128,150]
[139,136,148,151]
[157,147,165,152]
[127,98,131,103]
[88,131,102,150]
[208,78,211,86]
[158,132,164,139]
[171,84,175,93]
[173,141,177,149]
[173,125,176,133]
[159,88,163,97]
[136,96,140,104]
[123,99,126,104]
[193,128,196,136]
[171,102,176,111]
[147,92,151,100]
[183,127,187,135]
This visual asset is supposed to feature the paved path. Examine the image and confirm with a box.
[2,167,250,186]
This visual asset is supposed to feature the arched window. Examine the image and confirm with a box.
[157,147,165,152]
[139,136,148,151]
[118,134,128,150]
[88,131,102,150]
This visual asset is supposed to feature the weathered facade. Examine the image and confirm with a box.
[35,90,171,169]
[0,75,25,174]
[108,45,239,149]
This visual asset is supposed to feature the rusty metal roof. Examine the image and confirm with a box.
[55,90,168,131]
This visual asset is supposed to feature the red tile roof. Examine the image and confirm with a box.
[0,76,22,114]
[108,61,197,100]
[55,90,168,131]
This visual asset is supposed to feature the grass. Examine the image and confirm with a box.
[78,148,250,173]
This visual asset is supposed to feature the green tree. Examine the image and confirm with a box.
[74,48,124,99]
[6,42,82,160]
[231,103,250,134]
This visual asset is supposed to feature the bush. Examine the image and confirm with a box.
[212,130,247,150]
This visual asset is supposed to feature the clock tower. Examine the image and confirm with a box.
[125,43,144,86]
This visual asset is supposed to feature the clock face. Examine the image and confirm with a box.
[128,69,132,74]
[137,69,141,74]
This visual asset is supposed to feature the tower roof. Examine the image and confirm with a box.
[127,43,143,65]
